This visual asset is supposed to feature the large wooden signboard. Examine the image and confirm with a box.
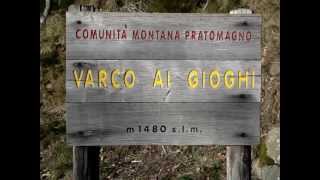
[66,12,261,145]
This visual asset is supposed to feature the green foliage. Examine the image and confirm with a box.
[51,0,75,10]
[40,13,65,60]
[256,142,275,167]
[115,0,125,7]
[215,145,225,152]
[79,0,100,6]
[146,0,247,13]
[41,110,66,147]
[160,176,172,180]
[40,0,74,14]
[79,0,95,4]
[178,175,193,180]
[40,0,45,14]
[53,142,73,173]
[40,108,71,180]
[147,0,202,13]
[211,159,223,180]
[41,141,73,179]
[259,0,280,49]
[203,0,246,13]
[100,161,115,178]
[198,159,223,180]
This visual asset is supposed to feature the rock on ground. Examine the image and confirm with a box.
[261,165,280,180]
[266,127,280,164]
[252,159,280,180]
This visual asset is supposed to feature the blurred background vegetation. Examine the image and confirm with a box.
[40,0,279,179]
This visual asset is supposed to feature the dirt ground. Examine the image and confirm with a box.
[40,0,279,179]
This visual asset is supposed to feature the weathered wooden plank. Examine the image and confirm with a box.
[73,146,100,180]
[227,146,251,180]
[66,60,260,103]
[66,60,261,76]
[66,12,261,60]
[66,102,260,145]
[66,81,260,103]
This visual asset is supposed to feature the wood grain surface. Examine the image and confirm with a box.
[66,12,261,145]
[66,12,261,60]
[66,60,261,103]
[67,102,260,145]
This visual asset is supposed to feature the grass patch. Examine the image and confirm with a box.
[178,175,194,180]
[40,12,65,60]
[41,141,73,180]
[203,0,246,13]
[256,142,274,167]
[147,0,202,13]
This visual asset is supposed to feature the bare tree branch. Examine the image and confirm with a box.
[40,0,51,27]
[202,0,209,11]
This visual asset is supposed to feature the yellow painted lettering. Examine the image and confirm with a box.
[167,71,172,88]
[188,70,199,88]
[84,69,94,88]
[111,69,121,88]
[251,70,255,88]
[209,70,220,89]
[98,69,107,88]
[224,70,234,89]
[73,69,83,88]
[124,69,136,89]
[202,71,206,88]
[153,69,163,88]
[238,71,249,88]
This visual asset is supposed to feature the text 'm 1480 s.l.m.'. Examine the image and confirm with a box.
[66,12,261,145]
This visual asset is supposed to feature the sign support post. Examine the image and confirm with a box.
[227,146,251,180]
[73,146,100,180]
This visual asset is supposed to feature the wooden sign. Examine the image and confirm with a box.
[66,12,261,145]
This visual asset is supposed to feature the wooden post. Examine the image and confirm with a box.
[226,146,251,180]
[73,146,100,180]
[226,9,253,180]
